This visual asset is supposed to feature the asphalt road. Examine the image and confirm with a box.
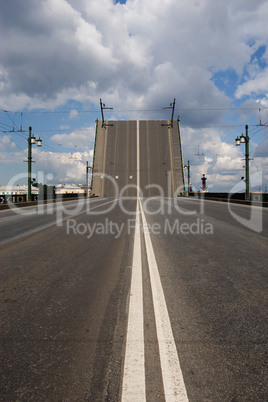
[0,198,267,401]
[0,198,122,247]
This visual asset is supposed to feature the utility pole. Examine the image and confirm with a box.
[256,117,268,127]
[235,124,251,201]
[28,126,33,201]
[184,160,191,195]
[100,99,113,128]
[162,98,176,128]
[27,126,42,201]
[86,162,92,198]
[187,160,190,193]
[245,124,250,201]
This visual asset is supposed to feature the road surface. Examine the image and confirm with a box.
[0,197,267,401]
[92,120,184,198]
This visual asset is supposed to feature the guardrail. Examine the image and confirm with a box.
[0,197,81,211]
[200,197,268,208]
[187,194,268,208]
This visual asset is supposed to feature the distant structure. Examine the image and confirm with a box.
[92,119,185,197]
[201,173,207,192]
[55,183,87,195]
[0,185,38,203]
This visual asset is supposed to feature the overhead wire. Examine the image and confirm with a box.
[5,106,265,114]
[1,131,26,152]
[0,122,15,130]
[1,110,21,131]
[190,120,268,158]
[250,122,268,157]
[1,107,267,162]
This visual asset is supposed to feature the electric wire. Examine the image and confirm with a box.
[1,110,20,131]
[0,122,15,130]
[1,131,25,152]
[1,108,267,163]
[5,106,266,114]
[192,120,268,158]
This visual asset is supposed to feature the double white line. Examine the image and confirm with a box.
[121,122,188,401]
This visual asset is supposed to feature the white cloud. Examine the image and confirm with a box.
[235,67,268,99]
[51,126,95,148]
[180,126,251,191]
[69,110,79,119]
[2,0,267,112]
[0,0,268,190]
[212,155,242,172]
[0,136,12,151]
[34,148,94,183]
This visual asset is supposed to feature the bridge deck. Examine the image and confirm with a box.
[92,120,185,197]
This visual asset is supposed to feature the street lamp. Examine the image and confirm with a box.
[28,126,42,201]
[183,160,191,195]
[235,124,250,200]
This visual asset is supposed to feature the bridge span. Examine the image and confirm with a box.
[92,120,185,198]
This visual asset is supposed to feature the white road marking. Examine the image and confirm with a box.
[121,120,145,401]
[139,200,189,402]
[121,201,146,401]
[122,119,188,400]
[137,120,140,195]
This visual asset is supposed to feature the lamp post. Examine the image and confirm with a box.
[184,160,191,195]
[86,161,92,198]
[28,126,42,201]
[235,124,250,200]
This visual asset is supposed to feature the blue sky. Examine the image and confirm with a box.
[0,0,267,192]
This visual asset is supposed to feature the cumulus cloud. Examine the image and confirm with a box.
[0,0,268,189]
[51,126,95,148]
[0,136,16,151]
[1,0,267,113]
[0,144,94,184]
[69,110,79,119]
[235,68,268,99]
[34,148,94,183]
[212,156,242,172]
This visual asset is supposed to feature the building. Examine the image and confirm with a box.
[55,183,87,196]
[0,185,38,203]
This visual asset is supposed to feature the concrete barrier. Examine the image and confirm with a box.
[0,197,79,211]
